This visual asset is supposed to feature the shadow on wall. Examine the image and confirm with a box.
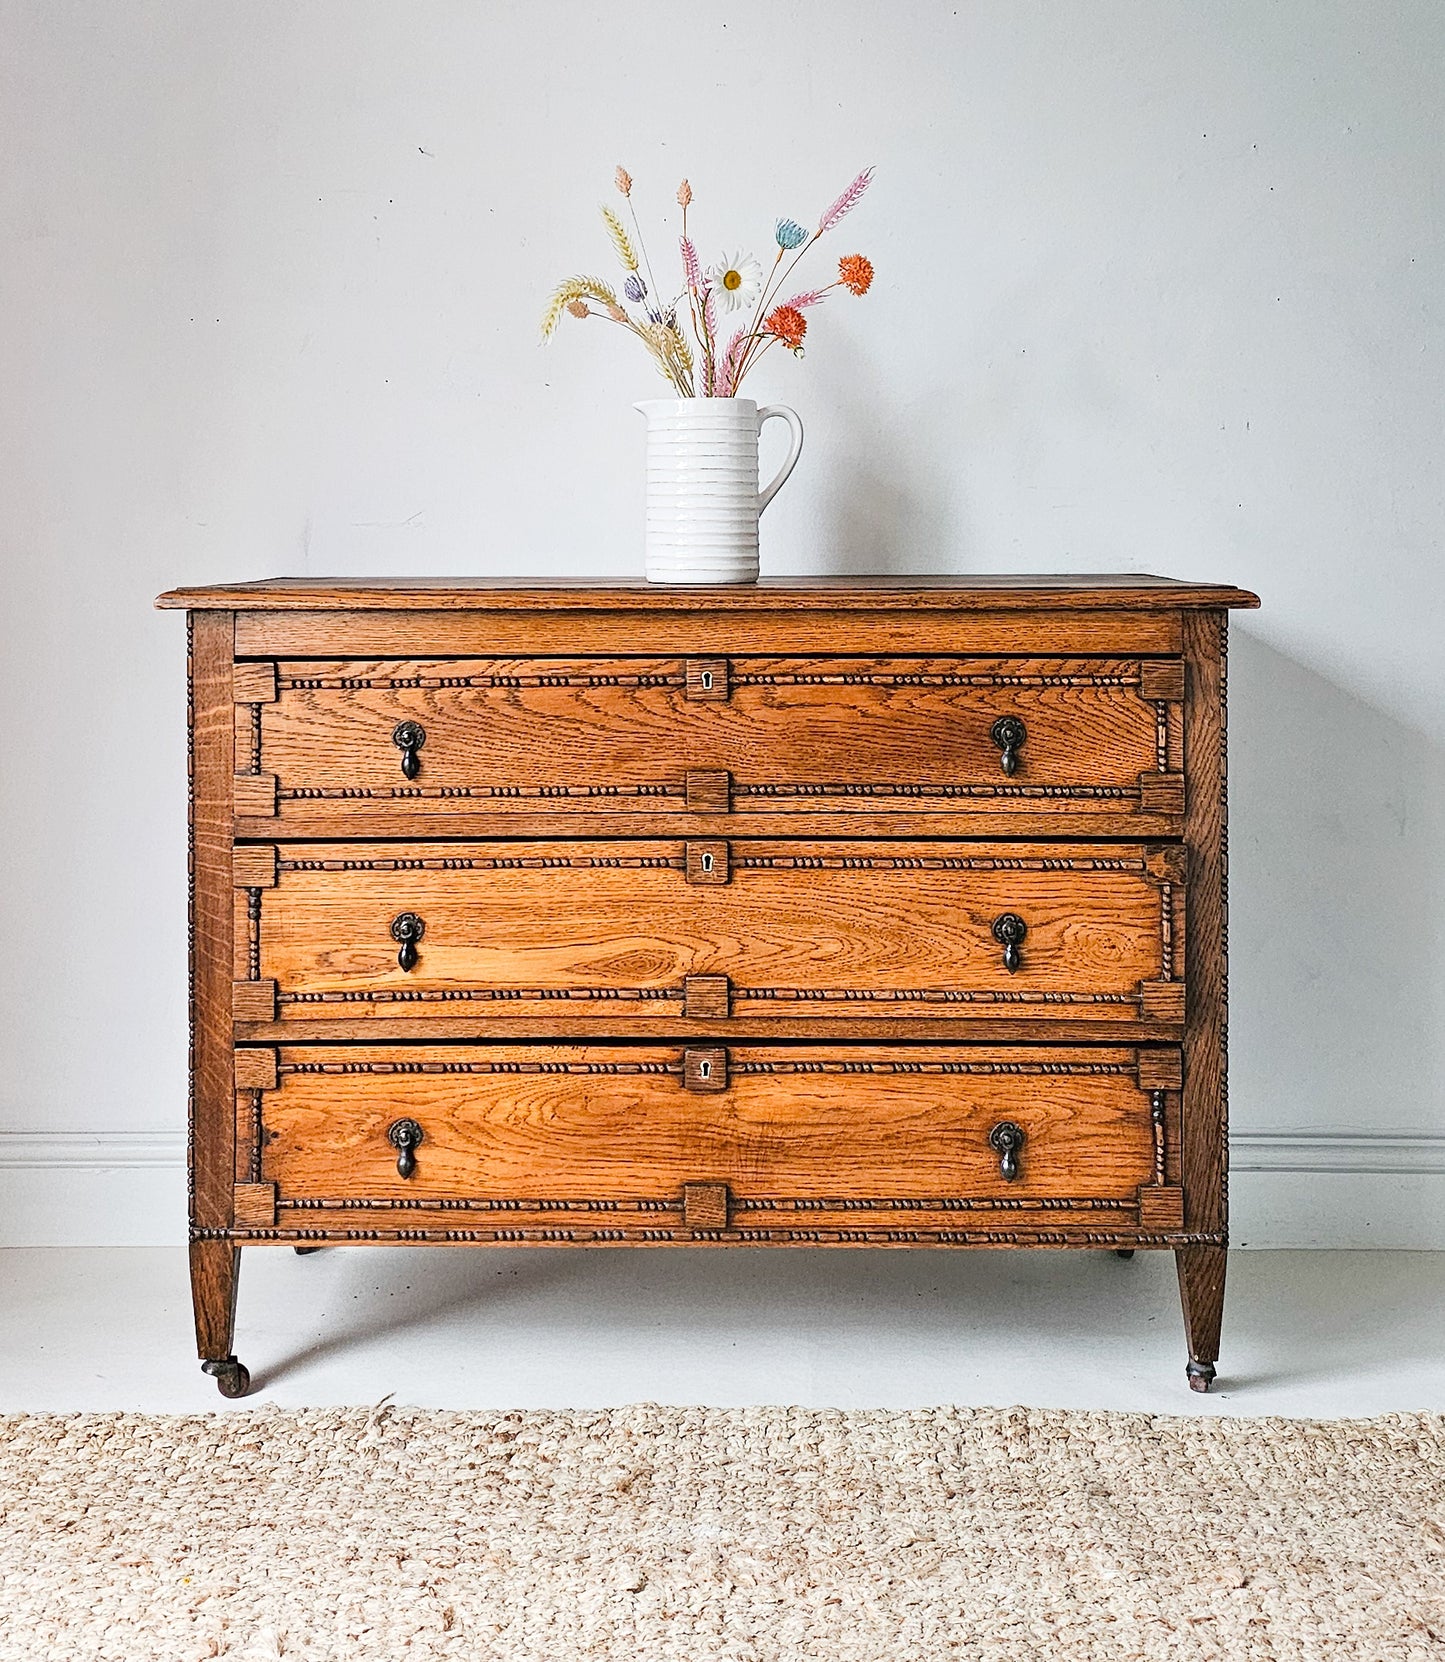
[1229,632,1445,1140]
[784,489,1444,1145]
[767,358,1443,1146]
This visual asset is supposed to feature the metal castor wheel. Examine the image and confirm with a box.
[1186,1358,1217,1394]
[1114,1248,1136,1259]
[293,1246,323,1255]
[201,1356,252,1399]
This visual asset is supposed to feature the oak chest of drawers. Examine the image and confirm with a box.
[157,574,1258,1397]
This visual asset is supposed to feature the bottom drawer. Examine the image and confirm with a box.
[231,1043,1188,1245]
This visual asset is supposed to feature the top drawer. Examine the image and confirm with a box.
[233,655,1185,836]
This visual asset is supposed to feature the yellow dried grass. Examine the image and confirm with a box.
[540,276,620,340]
[600,206,639,272]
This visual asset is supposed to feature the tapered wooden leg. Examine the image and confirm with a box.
[190,1241,250,1397]
[1176,1244,1226,1391]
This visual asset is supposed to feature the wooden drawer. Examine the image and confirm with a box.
[231,839,1184,1035]
[233,1043,1185,1243]
[233,655,1185,836]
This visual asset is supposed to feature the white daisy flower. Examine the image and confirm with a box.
[710,252,763,314]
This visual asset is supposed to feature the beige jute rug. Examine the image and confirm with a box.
[1,1405,1442,1661]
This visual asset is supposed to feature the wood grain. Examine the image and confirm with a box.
[232,1182,278,1227]
[259,1043,1158,1210]
[247,839,1182,1029]
[163,578,1246,1380]
[188,1241,239,1360]
[1177,1242,1227,1366]
[1180,612,1228,1235]
[233,773,277,816]
[160,574,1261,610]
[257,655,1181,832]
[1174,608,1231,1377]
[188,612,237,1234]
[232,661,277,704]
[236,808,1189,842]
[232,845,277,888]
[232,980,278,1022]
[1138,1186,1186,1230]
[234,1015,1198,1044]
[233,1049,278,1090]
[683,1183,730,1230]
[230,608,1186,659]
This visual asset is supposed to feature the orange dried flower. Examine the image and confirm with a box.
[614,166,632,197]
[677,178,693,208]
[838,254,874,296]
[765,304,808,350]
[566,298,590,319]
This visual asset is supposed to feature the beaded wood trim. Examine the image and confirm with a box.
[272,851,1151,874]
[274,665,1146,693]
[194,1225,1228,1247]
[275,1196,1137,1215]
[274,782,1147,804]
[274,1058,1138,1078]
[273,987,1141,1008]
[1219,615,1231,1220]
[185,615,196,1214]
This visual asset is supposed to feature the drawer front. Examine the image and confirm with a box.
[232,839,1184,1030]
[236,656,1184,832]
[236,1043,1185,1242]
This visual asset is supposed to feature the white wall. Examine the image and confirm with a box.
[2,1,1442,1245]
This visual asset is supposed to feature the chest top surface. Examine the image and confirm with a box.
[155,574,1260,612]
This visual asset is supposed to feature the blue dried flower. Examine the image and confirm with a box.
[624,273,648,303]
[775,218,807,250]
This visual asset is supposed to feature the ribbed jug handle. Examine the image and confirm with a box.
[756,405,804,513]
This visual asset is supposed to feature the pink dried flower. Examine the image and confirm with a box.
[566,299,590,319]
[817,166,874,234]
[715,330,748,398]
[680,235,702,291]
[614,165,632,197]
[677,178,693,208]
[779,289,829,310]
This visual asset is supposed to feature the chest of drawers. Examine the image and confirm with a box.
[157,575,1258,1398]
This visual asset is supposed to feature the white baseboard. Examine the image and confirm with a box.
[1,1132,1442,1249]
[1230,1132,1445,1175]
[1227,1132,1445,1249]
[0,1135,189,1248]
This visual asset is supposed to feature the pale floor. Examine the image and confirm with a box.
[0,1246,1440,1417]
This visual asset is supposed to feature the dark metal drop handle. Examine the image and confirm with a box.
[392,720,426,780]
[989,1121,1025,1182]
[992,912,1027,974]
[991,715,1026,776]
[388,1118,424,1180]
[391,912,426,972]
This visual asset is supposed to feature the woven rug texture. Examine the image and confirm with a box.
[1,1404,1442,1660]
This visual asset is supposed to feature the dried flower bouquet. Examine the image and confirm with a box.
[543,167,875,397]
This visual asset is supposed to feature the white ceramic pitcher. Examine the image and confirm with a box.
[635,397,804,584]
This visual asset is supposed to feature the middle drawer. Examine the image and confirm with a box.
[232,840,1184,1033]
